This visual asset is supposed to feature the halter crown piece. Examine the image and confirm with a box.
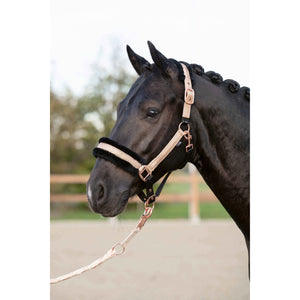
[93,63,195,203]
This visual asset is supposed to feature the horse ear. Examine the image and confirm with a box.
[126,45,150,75]
[147,41,176,78]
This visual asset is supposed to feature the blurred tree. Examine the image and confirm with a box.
[50,48,136,174]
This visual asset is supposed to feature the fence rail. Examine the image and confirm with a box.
[50,173,218,221]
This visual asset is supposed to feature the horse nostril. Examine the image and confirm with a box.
[98,184,105,200]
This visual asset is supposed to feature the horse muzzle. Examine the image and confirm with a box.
[86,159,133,217]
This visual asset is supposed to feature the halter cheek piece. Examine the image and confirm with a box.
[93,63,195,204]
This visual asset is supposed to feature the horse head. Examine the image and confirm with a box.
[87,42,193,217]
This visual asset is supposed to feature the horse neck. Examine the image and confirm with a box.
[189,75,250,238]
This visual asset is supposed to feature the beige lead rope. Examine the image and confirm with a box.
[51,63,195,285]
[50,202,154,284]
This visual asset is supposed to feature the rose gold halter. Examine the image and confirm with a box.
[50,64,195,285]
[96,63,195,182]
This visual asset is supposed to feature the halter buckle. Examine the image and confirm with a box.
[139,165,153,182]
[185,88,194,105]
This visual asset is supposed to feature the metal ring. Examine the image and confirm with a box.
[144,198,155,217]
[143,207,154,217]
[178,122,190,132]
[145,196,155,208]
[112,243,125,255]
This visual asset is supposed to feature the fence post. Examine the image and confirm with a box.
[188,163,201,224]
[109,216,119,225]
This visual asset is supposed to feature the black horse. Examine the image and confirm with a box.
[87,41,250,271]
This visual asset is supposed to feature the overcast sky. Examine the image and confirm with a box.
[51,0,249,95]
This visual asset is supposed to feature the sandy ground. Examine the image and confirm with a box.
[50,219,249,300]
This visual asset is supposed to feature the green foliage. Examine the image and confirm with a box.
[50,90,98,173]
[50,49,136,174]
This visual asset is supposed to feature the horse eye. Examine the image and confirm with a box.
[146,108,159,118]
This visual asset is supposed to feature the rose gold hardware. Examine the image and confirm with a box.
[137,201,155,229]
[50,62,196,285]
[139,165,153,182]
[145,196,156,209]
[179,122,193,153]
[112,243,125,255]
[183,130,192,141]
[185,88,195,105]
[178,122,190,132]
[50,200,155,284]
[184,134,193,153]
[186,143,194,152]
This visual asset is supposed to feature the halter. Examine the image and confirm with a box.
[93,63,195,204]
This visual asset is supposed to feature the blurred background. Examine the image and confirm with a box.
[50,0,249,221]
[50,1,249,298]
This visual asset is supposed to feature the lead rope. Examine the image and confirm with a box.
[50,199,154,284]
[51,63,194,285]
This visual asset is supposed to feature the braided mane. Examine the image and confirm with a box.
[189,63,250,102]
[153,57,250,102]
